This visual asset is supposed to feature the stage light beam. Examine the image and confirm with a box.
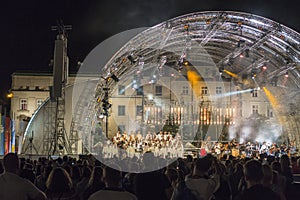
[262,87,279,108]
[187,70,201,97]
[262,87,284,124]
[223,70,238,78]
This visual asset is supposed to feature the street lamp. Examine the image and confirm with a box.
[7,93,13,98]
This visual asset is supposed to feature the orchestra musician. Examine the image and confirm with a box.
[260,141,268,154]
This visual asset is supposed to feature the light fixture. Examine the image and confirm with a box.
[184,24,189,31]
[271,76,278,87]
[183,61,189,66]
[285,71,289,78]
[251,68,257,79]
[262,64,267,70]
[219,66,224,74]
[127,55,137,64]
[245,49,250,57]
[99,114,104,119]
[7,93,13,98]
[110,74,119,82]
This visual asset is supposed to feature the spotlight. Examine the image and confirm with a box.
[184,24,189,31]
[111,74,119,82]
[99,114,104,119]
[219,66,224,74]
[127,55,137,64]
[183,61,189,66]
[251,69,257,79]
[285,71,289,78]
[262,65,267,70]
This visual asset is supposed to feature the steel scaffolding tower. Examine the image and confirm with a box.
[42,99,56,155]
[43,21,72,155]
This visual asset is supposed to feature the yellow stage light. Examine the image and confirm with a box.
[223,70,238,78]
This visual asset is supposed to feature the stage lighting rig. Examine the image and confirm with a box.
[101,87,111,117]
[219,66,225,74]
[110,73,119,82]
[127,54,138,64]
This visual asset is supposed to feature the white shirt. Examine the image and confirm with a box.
[88,189,137,200]
[0,172,46,200]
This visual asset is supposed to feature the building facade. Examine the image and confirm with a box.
[10,71,281,154]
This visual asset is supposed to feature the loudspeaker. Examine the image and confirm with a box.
[53,40,64,98]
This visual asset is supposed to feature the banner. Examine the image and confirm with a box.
[0,115,4,155]
[11,120,15,153]
[4,117,11,155]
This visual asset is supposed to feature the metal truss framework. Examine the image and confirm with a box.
[94,11,300,150]
[23,11,300,155]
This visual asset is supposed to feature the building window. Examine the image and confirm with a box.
[216,86,222,94]
[118,85,125,95]
[36,99,44,108]
[182,86,189,95]
[251,89,258,97]
[118,105,125,116]
[155,85,162,96]
[136,105,143,116]
[20,99,28,110]
[252,105,258,114]
[201,87,208,95]
[137,86,143,95]
[267,107,273,118]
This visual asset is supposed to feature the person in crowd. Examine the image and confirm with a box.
[293,157,300,174]
[184,155,221,200]
[228,162,244,200]
[291,156,300,174]
[83,166,105,199]
[133,152,172,200]
[35,164,53,192]
[71,165,82,188]
[76,166,92,200]
[213,162,231,200]
[20,162,35,183]
[240,159,280,200]
[280,154,293,187]
[0,153,47,200]
[45,167,79,199]
[88,164,137,200]
[0,159,4,174]
[165,168,180,199]
[262,164,286,200]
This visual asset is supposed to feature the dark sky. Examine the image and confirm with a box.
[1,0,300,102]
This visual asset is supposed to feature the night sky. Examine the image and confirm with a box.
[1,0,300,103]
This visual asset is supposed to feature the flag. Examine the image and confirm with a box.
[4,117,11,155]
[11,120,15,153]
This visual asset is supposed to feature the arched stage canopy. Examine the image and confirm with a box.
[23,11,300,156]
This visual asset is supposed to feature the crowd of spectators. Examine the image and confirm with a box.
[0,152,300,200]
